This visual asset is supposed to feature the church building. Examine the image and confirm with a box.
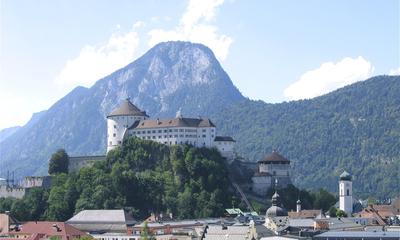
[106,99,235,159]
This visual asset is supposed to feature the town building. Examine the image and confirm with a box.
[66,209,136,234]
[264,188,290,235]
[2,221,88,240]
[252,151,291,195]
[106,99,235,159]
[339,171,353,215]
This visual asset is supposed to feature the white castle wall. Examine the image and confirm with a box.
[0,185,25,199]
[107,115,146,152]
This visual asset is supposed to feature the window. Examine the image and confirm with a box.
[158,130,162,133]
[202,134,206,138]
[202,129,206,132]
[164,129,168,133]
[179,129,184,132]
[114,125,117,129]
[174,129,178,132]
[152,136,156,139]
[152,130,156,133]
[158,136,162,139]
[109,141,112,146]
[169,129,172,132]
[174,135,178,138]
[113,133,116,137]
[147,130,151,134]
[211,129,214,132]
[347,189,349,196]
[118,141,121,144]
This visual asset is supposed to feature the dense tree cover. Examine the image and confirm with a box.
[265,185,337,212]
[48,149,69,175]
[0,137,235,221]
[214,75,400,199]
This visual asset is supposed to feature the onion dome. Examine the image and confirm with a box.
[107,98,148,118]
[340,171,352,181]
[266,191,288,217]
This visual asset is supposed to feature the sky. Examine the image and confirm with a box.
[0,0,399,130]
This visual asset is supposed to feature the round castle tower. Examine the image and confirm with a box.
[106,98,148,153]
[339,171,353,215]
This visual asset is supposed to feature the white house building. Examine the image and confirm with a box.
[339,171,353,215]
[106,99,235,159]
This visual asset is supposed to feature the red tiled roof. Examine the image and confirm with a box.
[9,222,88,240]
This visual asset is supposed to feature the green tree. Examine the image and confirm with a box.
[140,221,155,240]
[336,209,348,217]
[328,206,337,217]
[48,149,69,175]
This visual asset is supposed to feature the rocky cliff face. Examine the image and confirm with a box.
[0,41,244,176]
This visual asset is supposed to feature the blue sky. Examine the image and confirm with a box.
[0,0,398,130]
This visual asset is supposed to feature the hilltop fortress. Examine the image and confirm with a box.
[106,98,236,160]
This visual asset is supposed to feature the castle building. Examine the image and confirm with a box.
[106,99,235,159]
[106,99,149,153]
[339,171,353,215]
[252,151,291,195]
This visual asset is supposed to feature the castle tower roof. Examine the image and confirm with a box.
[107,98,148,118]
[258,151,290,164]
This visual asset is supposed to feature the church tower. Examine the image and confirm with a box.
[339,171,353,215]
[106,98,148,153]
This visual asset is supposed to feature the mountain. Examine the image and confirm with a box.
[214,75,400,199]
[0,41,244,176]
[0,126,21,143]
[0,41,398,198]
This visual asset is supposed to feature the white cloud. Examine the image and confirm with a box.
[284,57,374,100]
[148,0,232,61]
[389,67,400,75]
[55,23,142,88]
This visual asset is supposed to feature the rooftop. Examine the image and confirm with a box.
[128,117,216,129]
[107,98,148,118]
[258,151,290,164]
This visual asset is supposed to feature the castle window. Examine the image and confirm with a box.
[179,129,184,132]
[114,125,117,128]
[169,129,172,132]
[164,129,168,133]
[202,129,206,132]
[158,130,162,133]
[202,135,206,138]
[113,133,116,137]
[152,130,156,133]
[180,134,184,137]
[174,129,178,132]
[347,189,349,196]
[211,129,214,132]
[174,135,178,138]
[164,135,168,138]
[152,136,156,139]
[211,135,214,138]
[158,136,162,139]
[147,130,151,134]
